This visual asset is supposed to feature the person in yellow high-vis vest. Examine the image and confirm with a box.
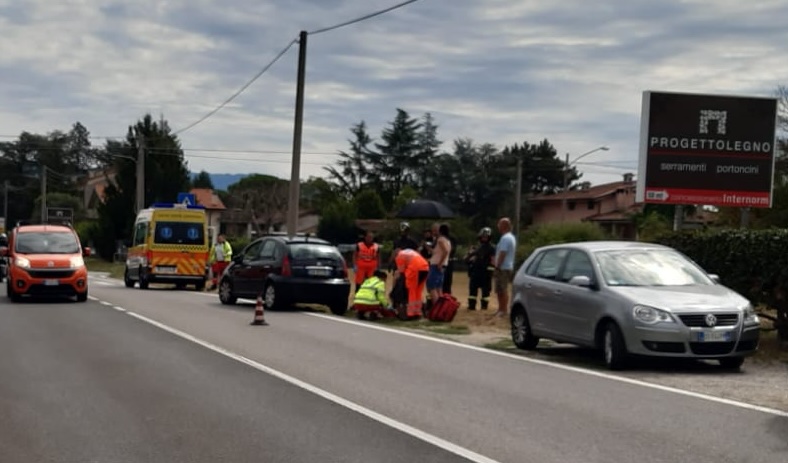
[209,234,233,290]
[352,270,393,320]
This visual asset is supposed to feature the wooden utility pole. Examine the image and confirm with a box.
[136,133,145,213]
[514,157,522,236]
[287,30,308,237]
[40,166,47,223]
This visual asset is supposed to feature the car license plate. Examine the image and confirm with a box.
[156,266,177,274]
[308,268,331,277]
[44,279,58,286]
[697,330,731,342]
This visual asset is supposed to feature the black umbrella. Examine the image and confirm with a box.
[396,199,455,219]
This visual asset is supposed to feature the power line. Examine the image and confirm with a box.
[308,0,425,35]
[171,38,299,136]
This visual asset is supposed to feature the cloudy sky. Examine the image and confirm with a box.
[1,0,786,186]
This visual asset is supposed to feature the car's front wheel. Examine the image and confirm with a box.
[124,267,135,288]
[602,321,628,370]
[329,300,348,316]
[218,279,237,305]
[511,306,539,350]
[76,291,88,302]
[719,356,745,370]
[263,282,282,310]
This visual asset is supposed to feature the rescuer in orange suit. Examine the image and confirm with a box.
[353,231,380,293]
[394,248,430,319]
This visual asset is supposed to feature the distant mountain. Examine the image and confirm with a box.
[191,173,247,191]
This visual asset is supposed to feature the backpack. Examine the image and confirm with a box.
[427,294,459,323]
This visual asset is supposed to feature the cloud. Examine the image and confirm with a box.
[1,0,787,186]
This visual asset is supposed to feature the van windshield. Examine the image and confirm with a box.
[154,222,205,246]
[15,232,80,254]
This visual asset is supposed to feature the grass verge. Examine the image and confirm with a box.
[85,257,125,280]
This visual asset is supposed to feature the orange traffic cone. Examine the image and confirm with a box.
[251,293,269,326]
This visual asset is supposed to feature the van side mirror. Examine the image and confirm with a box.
[568,275,597,290]
[83,247,92,257]
[708,274,720,283]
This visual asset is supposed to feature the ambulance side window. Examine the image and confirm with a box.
[133,222,148,246]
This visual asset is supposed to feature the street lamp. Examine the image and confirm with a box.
[562,146,610,222]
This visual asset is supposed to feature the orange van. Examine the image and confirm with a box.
[1,223,91,302]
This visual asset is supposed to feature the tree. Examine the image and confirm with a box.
[324,121,375,199]
[301,176,338,211]
[317,201,359,244]
[371,109,423,208]
[354,189,386,219]
[227,174,289,233]
[95,114,190,259]
[192,171,214,189]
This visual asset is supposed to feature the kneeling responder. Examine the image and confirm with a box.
[465,227,496,310]
[394,248,430,319]
[352,269,392,320]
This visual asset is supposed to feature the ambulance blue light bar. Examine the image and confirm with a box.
[150,202,205,210]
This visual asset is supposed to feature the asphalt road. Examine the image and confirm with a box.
[0,294,473,463]
[3,275,787,463]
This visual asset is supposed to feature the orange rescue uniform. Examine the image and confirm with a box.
[395,249,430,318]
[355,241,380,286]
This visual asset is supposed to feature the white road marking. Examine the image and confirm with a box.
[122,310,501,463]
[88,296,99,301]
[90,279,788,418]
[303,312,788,418]
[99,301,112,306]
[113,306,126,312]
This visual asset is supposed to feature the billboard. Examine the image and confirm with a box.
[636,91,779,208]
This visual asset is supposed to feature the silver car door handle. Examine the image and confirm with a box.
[553,289,562,295]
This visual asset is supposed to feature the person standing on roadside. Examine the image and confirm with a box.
[209,234,233,291]
[352,230,380,294]
[465,227,496,310]
[493,218,516,318]
[426,223,451,305]
[419,228,434,261]
[442,226,457,295]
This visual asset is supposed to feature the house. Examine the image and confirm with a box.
[190,188,227,244]
[220,208,320,239]
[529,173,639,239]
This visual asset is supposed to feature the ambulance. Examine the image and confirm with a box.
[124,203,209,290]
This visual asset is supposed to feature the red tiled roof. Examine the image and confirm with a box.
[190,188,226,210]
[530,181,635,202]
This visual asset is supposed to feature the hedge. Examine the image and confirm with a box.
[656,229,788,340]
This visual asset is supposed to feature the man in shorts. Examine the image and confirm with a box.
[493,217,517,318]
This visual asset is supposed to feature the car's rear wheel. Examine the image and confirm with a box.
[602,322,628,370]
[719,356,745,370]
[263,282,281,310]
[511,306,540,350]
[218,279,237,305]
[124,267,135,288]
[195,280,206,291]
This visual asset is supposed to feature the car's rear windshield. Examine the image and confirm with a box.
[594,249,712,287]
[15,231,80,254]
[288,243,342,260]
[153,222,205,245]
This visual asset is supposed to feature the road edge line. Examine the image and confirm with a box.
[302,312,788,418]
[122,310,502,463]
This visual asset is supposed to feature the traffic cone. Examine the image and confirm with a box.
[251,293,269,326]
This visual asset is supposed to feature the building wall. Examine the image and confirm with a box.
[531,189,636,225]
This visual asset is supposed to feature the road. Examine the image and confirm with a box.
[2,274,787,463]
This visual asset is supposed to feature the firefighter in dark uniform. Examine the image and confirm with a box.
[464,227,496,310]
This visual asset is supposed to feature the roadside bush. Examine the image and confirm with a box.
[657,229,788,342]
[516,222,610,264]
[227,236,251,254]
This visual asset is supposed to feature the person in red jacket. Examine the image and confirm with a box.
[394,248,430,319]
[352,231,380,293]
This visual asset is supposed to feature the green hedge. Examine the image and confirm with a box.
[656,229,788,340]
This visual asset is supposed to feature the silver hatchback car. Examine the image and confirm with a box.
[510,241,760,370]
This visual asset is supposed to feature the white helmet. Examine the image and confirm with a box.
[399,222,410,232]
[0,233,6,239]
